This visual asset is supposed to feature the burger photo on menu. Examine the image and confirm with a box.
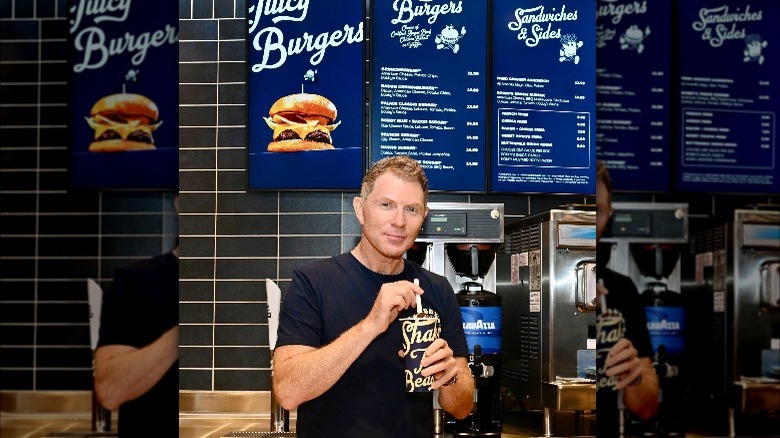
[263,93,341,152]
[85,93,163,153]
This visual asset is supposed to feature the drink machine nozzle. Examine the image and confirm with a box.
[630,243,683,281]
[470,345,495,379]
[470,245,479,278]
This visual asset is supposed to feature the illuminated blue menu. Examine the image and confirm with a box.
[490,0,596,194]
[247,0,364,190]
[369,0,488,192]
[69,0,179,190]
[595,0,672,192]
[676,0,779,194]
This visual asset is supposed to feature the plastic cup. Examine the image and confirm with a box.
[401,316,439,392]
[596,313,625,391]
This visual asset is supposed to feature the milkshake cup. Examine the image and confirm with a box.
[401,315,439,392]
[596,311,626,391]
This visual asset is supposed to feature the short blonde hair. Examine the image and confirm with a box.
[361,155,429,203]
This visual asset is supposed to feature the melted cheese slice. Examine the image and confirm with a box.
[86,114,162,140]
[264,115,340,140]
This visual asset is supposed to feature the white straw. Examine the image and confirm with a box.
[597,278,607,311]
[414,278,422,313]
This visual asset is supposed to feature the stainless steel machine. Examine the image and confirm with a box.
[684,207,779,436]
[409,202,505,436]
[601,202,689,436]
[498,205,597,436]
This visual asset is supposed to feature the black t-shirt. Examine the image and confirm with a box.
[97,252,178,437]
[596,265,654,438]
[275,253,469,438]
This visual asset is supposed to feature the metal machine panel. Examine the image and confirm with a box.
[683,217,730,409]
[499,206,596,411]
[603,202,689,294]
[416,203,504,294]
[417,202,504,243]
[732,209,780,381]
[685,207,780,431]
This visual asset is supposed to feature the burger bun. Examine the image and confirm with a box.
[269,93,337,123]
[267,139,335,153]
[91,93,159,124]
[89,139,157,152]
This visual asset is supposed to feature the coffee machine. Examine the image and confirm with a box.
[601,202,689,436]
[498,205,597,437]
[684,206,779,436]
[408,202,505,436]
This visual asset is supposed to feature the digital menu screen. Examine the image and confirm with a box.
[676,0,779,194]
[369,0,488,192]
[69,0,179,190]
[490,0,596,194]
[247,0,364,190]
[595,0,672,192]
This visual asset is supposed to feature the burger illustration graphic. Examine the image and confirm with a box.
[85,93,162,152]
[263,93,340,152]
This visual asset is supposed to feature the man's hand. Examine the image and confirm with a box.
[363,280,424,336]
[419,338,459,390]
[604,338,642,390]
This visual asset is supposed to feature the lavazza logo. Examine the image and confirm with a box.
[647,319,680,331]
[463,320,496,330]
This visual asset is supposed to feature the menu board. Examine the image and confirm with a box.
[676,0,779,194]
[69,0,179,190]
[247,0,364,190]
[369,0,488,192]
[490,0,596,194]
[595,0,672,191]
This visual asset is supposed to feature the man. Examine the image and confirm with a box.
[273,155,474,437]
[94,197,179,437]
[596,160,659,436]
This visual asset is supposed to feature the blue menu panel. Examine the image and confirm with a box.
[69,0,179,190]
[595,0,672,192]
[491,0,596,194]
[369,1,488,192]
[676,0,779,194]
[247,0,364,190]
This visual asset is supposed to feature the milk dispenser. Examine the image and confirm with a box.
[601,202,688,436]
[498,205,597,436]
[408,202,504,436]
[684,207,779,436]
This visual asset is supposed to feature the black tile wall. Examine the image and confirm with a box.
[0,1,178,391]
[214,369,264,391]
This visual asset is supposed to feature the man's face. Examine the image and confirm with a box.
[355,172,427,260]
[596,180,612,241]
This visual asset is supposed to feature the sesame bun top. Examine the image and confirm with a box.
[90,93,159,124]
[269,93,337,123]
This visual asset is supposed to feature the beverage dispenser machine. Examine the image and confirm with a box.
[498,205,597,436]
[684,207,779,436]
[601,202,689,436]
[408,202,504,436]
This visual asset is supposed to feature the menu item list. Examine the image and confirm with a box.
[370,0,488,192]
[491,0,596,194]
[676,0,778,194]
[595,0,672,191]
